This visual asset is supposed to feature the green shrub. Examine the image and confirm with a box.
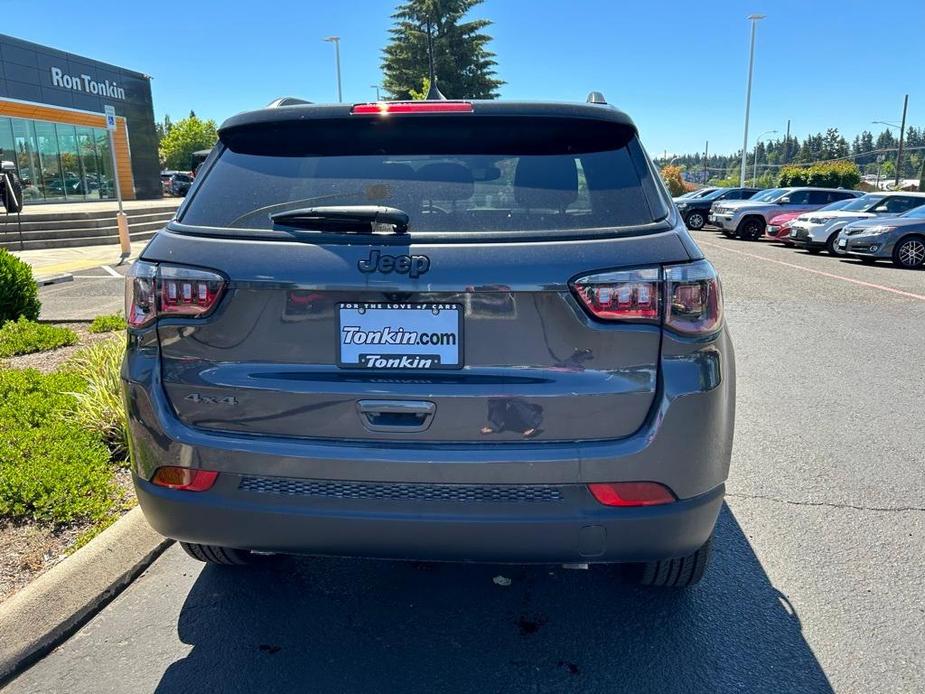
[0,368,115,524]
[88,313,127,334]
[0,249,40,324]
[778,160,861,189]
[0,317,78,357]
[65,336,128,460]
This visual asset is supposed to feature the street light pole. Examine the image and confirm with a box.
[323,36,342,102]
[895,94,908,187]
[753,129,778,182]
[740,14,765,188]
[370,84,382,100]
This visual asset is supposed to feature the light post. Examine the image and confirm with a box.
[323,36,342,102]
[873,93,909,186]
[740,14,766,187]
[370,84,382,100]
[752,129,778,183]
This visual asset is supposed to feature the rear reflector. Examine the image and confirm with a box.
[587,482,676,507]
[151,467,219,492]
[351,101,473,115]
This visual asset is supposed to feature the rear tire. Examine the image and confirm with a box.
[685,211,706,230]
[736,217,765,241]
[636,537,712,588]
[826,232,842,255]
[892,235,925,269]
[180,542,255,565]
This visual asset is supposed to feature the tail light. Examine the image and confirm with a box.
[588,482,676,507]
[125,261,226,328]
[571,260,723,335]
[663,260,723,335]
[151,466,219,492]
[572,268,660,321]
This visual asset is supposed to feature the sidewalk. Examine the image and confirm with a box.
[15,198,181,217]
[13,243,141,281]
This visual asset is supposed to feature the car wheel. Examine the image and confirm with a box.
[633,537,712,587]
[685,211,706,230]
[826,232,842,255]
[180,542,258,565]
[892,235,925,269]
[736,217,765,240]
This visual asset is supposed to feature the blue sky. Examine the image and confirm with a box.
[8,0,923,155]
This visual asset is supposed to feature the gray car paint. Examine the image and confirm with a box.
[122,101,736,564]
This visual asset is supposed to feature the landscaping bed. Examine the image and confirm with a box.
[0,312,132,603]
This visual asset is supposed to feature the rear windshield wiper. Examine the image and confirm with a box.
[270,206,409,234]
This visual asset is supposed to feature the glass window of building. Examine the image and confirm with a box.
[76,126,103,201]
[34,121,65,202]
[1,118,116,204]
[10,118,40,201]
[55,124,84,201]
[95,128,115,199]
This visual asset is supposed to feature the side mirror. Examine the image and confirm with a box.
[778,197,791,205]
[873,205,889,213]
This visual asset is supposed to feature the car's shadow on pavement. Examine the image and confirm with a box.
[154,505,832,694]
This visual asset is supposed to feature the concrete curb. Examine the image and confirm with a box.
[0,507,171,684]
[34,273,73,287]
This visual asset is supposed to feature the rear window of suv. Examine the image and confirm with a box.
[179,116,670,235]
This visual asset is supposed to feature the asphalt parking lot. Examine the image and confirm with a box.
[8,230,924,693]
[37,263,129,321]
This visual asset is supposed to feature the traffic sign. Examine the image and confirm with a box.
[104,105,116,131]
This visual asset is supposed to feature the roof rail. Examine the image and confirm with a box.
[586,91,607,105]
[265,97,314,108]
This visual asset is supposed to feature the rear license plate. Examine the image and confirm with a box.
[337,303,463,370]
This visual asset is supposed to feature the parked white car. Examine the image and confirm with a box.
[789,192,925,255]
[710,187,861,240]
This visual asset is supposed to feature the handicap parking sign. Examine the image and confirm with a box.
[104,105,116,131]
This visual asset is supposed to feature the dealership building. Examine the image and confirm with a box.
[0,33,160,204]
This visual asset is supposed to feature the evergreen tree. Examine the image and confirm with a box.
[381,0,503,100]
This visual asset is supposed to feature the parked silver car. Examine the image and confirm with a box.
[790,192,925,255]
[711,187,861,240]
[840,203,925,268]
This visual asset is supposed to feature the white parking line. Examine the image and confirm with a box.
[101,264,121,277]
[699,240,925,302]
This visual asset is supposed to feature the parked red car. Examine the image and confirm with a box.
[764,212,801,244]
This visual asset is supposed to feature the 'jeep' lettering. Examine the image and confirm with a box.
[358,250,430,278]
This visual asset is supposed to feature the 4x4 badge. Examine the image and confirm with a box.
[358,250,430,278]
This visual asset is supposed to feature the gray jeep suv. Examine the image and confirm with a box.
[122,97,735,587]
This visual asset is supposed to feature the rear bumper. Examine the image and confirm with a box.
[122,328,735,563]
[135,473,724,563]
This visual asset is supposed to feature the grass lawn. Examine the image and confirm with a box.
[0,323,132,602]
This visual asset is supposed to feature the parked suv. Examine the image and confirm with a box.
[711,187,861,240]
[677,187,760,230]
[789,192,925,255]
[168,173,193,197]
[123,98,735,587]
